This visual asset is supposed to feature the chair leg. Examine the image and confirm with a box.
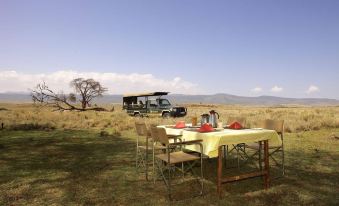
[238,144,249,162]
[153,145,155,184]
[182,162,185,178]
[136,148,144,172]
[282,146,285,176]
[200,152,204,195]
[236,145,241,170]
[168,163,172,200]
[235,144,254,167]
[136,144,139,171]
[156,159,168,187]
[145,151,148,180]
[269,148,284,178]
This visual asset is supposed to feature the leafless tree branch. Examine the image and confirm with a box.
[31,79,108,111]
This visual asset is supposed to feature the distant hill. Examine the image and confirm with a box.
[0,93,33,103]
[167,93,339,106]
[0,92,338,106]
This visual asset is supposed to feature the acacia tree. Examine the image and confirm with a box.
[71,78,107,109]
[31,78,107,111]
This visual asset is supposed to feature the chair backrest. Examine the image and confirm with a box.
[227,117,247,127]
[150,126,159,142]
[259,119,284,135]
[156,127,169,146]
[135,122,149,137]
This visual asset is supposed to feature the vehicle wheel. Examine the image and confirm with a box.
[162,112,170,118]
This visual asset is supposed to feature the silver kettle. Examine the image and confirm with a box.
[209,110,219,128]
[200,113,210,125]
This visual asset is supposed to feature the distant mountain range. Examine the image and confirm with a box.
[1,92,339,106]
[167,93,339,106]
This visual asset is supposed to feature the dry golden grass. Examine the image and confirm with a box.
[1,103,338,133]
[181,104,339,133]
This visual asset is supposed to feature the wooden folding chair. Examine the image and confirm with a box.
[154,127,204,200]
[242,119,285,176]
[135,121,152,180]
[224,117,247,168]
[149,126,178,183]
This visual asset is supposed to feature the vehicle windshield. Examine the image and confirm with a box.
[158,99,171,106]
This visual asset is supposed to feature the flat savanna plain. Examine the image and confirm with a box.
[0,103,338,205]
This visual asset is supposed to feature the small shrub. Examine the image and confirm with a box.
[284,126,292,133]
[9,123,56,131]
[99,130,109,137]
[112,129,121,136]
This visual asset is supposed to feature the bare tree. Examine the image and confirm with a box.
[31,79,108,111]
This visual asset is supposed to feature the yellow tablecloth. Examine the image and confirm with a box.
[160,126,281,158]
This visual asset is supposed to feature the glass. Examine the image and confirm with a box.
[191,117,198,126]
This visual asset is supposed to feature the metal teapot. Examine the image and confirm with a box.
[200,113,210,125]
[209,110,219,128]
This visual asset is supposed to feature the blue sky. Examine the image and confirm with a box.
[1,0,339,98]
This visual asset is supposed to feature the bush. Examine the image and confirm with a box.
[99,130,110,137]
[9,123,56,131]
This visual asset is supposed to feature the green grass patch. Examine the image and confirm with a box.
[0,129,338,205]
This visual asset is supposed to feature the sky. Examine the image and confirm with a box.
[1,0,339,99]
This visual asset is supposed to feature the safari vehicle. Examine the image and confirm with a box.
[122,92,187,117]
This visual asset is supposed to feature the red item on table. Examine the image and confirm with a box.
[228,121,243,129]
[197,123,215,132]
[174,121,186,129]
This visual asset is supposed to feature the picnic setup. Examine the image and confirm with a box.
[134,110,285,201]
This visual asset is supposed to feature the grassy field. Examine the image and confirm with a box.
[0,103,339,205]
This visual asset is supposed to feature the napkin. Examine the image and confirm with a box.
[228,121,243,129]
[197,123,215,132]
[174,121,186,129]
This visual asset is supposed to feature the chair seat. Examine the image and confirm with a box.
[138,145,152,151]
[139,145,175,151]
[245,143,282,150]
[154,145,167,150]
[168,134,182,139]
[156,151,200,164]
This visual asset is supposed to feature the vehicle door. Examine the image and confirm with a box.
[147,99,161,114]
[158,99,171,110]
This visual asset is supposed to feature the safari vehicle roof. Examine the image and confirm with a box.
[123,92,169,98]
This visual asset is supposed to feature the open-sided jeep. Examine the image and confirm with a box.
[122,92,187,117]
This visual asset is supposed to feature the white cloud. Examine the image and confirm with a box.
[306,85,320,94]
[251,87,263,93]
[270,85,283,92]
[0,70,199,94]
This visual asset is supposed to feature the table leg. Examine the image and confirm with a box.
[263,140,270,189]
[217,146,223,197]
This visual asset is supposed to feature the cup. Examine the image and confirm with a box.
[191,117,197,126]
[217,121,223,128]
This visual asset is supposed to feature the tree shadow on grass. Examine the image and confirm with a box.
[0,130,138,205]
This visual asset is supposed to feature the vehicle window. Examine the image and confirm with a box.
[158,99,171,106]
[148,100,158,107]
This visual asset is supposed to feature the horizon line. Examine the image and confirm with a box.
[0,91,338,101]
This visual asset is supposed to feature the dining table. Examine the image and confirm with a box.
[159,125,281,197]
